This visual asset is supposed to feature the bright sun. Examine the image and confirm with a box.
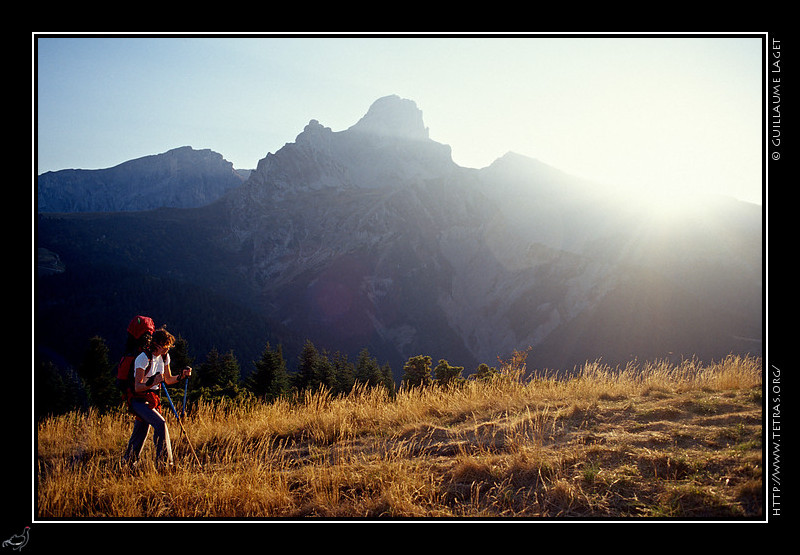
[632,189,725,229]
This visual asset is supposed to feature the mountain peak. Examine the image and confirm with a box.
[347,95,429,141]
[37,146,244,212]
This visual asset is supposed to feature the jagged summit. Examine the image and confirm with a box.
[296,119,333,143]
[248,95,453,193]
[347,95,429,141]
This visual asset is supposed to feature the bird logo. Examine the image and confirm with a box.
[2,526,29,551]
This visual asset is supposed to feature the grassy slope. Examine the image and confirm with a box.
[37,355,762,519]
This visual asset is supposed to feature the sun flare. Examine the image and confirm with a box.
[647,191,705,221]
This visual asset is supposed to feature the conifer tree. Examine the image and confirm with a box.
[433,358,464,388]
[316,350,337,392]
[169,335,194,378]
[380,363,396,395]
[330,351,355,395]
[355,348,381,387]
[168,335,195,410]
[218,350,242,389]
[248,342,290,402]
[196,348,222,390]
[196,348,243,401]
[401,355,433,388]
[473,363,499,382]
[36,359,85,419]
[295,340,321,392]
[77,336,117,412]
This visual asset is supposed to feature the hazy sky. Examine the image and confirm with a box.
[35,34,765,205]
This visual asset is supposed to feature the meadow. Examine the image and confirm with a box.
[36,354,763,519]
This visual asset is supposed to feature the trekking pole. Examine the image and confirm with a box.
[162,382,202,468]
[182,376,188,419]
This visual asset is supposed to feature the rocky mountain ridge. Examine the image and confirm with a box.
[36,95,762,377]
[37,146,246,213]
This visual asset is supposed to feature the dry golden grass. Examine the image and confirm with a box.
[37,354,763,519]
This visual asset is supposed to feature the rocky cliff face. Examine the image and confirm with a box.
[215,95,761,371]
[37,146,245,212]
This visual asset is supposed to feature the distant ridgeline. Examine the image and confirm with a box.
[37,146,247,213]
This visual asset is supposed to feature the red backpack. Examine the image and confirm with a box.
[126,315,155,343]
[115,316,155,396]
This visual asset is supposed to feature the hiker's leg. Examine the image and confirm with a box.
[122,408,151,464]
[127,399,172,466]
[135,403,173,466]
[151,413,173,467]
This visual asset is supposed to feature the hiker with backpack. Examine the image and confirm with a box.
[119,317,192,469]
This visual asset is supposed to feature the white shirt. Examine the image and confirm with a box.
[135,351,170,391]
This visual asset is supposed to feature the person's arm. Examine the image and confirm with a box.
[163,356,192,386]
[133,364,162,393]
